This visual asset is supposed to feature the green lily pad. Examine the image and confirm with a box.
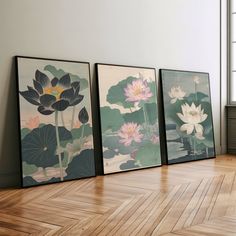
[21,128,31,139]
[186,92,209,103]
[65,149,95,179]
[123,103,158,125]
[103,135,135,155]
[44,65,88,90]
[100,106,124,132]
[71,124,93,139]
[106,76,137,108]
[22,124,72,168]
[135,143,161,167]
[22,162,38,176]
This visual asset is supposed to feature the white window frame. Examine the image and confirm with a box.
[229,0,236,104]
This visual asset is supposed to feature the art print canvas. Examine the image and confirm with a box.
[160,69,215,164]
[16,56,95,187]
[96,64,161,174]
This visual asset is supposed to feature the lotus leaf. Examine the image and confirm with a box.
[22,124,72,168]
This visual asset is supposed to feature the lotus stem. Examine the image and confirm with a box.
[61,111,66,128]
[71,106,76,130]
[67,154,71,166]
[43,168,47,178]
[80,124,85,145]
[143,104,149,134]
[55,111,64,181]
[195,83,198,101]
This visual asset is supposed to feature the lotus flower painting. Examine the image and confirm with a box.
[96,64,161,174]
[16,56,95,187]
[160,69,215,164]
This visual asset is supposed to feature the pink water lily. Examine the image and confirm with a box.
[177,103,208,139]
[118,122,143,146]
[124,79,152,105]
[25,116,40,130]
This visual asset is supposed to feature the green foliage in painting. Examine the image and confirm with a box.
[100,106,124,132]
[186,92,209,104]
[103,135,135,155]
[106,76,138,108]
[71,124,93,139]
[65,149,95,179]
[123,108,144,125]
[135,143,161,166]
[22,124,72,168]
[44,65,88,90]
[22,162,38,176]
[21,128,31,139]
[123,103,158,125]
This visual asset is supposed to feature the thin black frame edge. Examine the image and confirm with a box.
[159,68,216,165]
[15,56,24,188]
[15,55,97,188]
[94,63,105,175]
[95,63,162,176]
[158,69,168,165]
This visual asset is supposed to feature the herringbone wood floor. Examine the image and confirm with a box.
[1,155,236,235]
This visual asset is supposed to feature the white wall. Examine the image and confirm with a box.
[0,0,221,187]
[221,0,228,154]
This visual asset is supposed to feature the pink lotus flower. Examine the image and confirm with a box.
[118,122,143,146]
[25,116,40,130]
[124,79,152,105]
[73,120,81,128]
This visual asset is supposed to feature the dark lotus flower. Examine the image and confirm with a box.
[20,70,84,115]
[78,107,89,124]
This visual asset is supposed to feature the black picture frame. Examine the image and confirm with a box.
[16,56,96,187]
[96,63,162,175]
[159,69,216,164]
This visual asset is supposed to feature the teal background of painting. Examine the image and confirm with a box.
[161,70,215,162]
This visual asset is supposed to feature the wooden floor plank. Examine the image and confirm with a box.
[0,155,236,235]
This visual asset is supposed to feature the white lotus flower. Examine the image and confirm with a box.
[168,86,186,104]
[177,103,208,139]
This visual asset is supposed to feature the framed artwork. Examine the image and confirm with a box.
[96,63,161,174]
[160,69,215,164]
[16,56,95,187]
